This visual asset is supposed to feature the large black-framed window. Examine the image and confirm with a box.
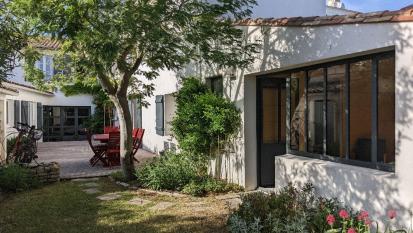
[287,51,395,172]
[43,106,91,141]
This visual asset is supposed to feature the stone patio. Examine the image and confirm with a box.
[37,141,156,179]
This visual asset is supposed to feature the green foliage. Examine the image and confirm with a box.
[0,164,40,192]
[136,151,199,191]
[172,77,241,156]
[182,177,243,197]
[10,0,258,97]
[0,1,26,80]
[136,151,242,196]
[227,183,343,233]
[11,0,258,179]
[6,137,17,157]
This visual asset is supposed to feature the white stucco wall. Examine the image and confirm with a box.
[140,69,180,154]
[136,21,413,225]
[235,22,413,225]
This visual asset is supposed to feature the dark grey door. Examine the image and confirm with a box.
[258,78,286,187]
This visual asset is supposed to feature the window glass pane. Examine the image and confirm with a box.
[290,72,306,151]
[45,55,53,80]
[378,57,395,164]
[262,88,278,143]
[308,68,324,154]
[327,65,346,157]
[350,60,372,162]
[280,87,286,143]
[78,108,90,117]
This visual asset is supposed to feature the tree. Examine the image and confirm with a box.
[10,0,258,180]
[0,0,26,80]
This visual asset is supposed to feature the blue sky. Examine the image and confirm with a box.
[344,0,413,12]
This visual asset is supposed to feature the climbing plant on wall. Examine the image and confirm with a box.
[172,77,241,158]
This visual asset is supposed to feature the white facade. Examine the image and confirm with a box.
[135,10,413,227]
[5,55,94,142]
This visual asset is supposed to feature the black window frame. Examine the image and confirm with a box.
[285,51,395,172]
[206,75,224,96]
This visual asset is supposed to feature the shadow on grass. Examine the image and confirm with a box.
[0,179,228,233]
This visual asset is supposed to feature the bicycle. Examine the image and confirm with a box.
[6,122,43,165]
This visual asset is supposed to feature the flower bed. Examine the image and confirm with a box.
[227,183,411,233]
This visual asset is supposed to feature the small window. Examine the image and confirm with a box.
[36,55,54,80]
[155,95,164,136]
[206,75,223,96]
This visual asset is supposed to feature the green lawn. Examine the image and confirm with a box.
[0,178,229,233]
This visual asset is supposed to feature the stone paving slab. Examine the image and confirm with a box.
[72,178,100,182]
[214,193,240,200]
[128,197,152,206]
[97,193,122,201]
[79,182,100,188]
[149,202,175,211]
[82,188,100,194]
[37,141,156,179]
[225,198,242,210]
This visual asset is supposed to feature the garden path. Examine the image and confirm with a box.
[36,141,156,179]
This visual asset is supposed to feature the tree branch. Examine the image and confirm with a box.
[96,65,116,95]
[117,53,144,95]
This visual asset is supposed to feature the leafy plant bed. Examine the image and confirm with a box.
[0,164,41,192]
[133,151,243,197]
[228,183,411,233]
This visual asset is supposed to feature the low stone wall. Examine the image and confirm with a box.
[28,162,60,183]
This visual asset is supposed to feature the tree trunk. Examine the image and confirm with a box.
[109,94,135,180]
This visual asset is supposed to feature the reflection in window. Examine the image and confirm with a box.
[290,72,306,151]
[378,57,395,164]
[262,88,278,144]
[308,69,324,154]
[327,65,346,157]
[350,60,372,162]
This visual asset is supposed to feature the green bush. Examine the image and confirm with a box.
[136,151,243,196]
[136,151,198,191]
[0,164,40,192]
[227,183,343,233]
[172,77,241,157]
[182,177,243,196]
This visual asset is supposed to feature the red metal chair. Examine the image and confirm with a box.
[86,129,108,167]
[104,126,119,134]
[131,128,145,163]
[106,131,121,167]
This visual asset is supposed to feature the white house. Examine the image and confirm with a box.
[134,1,413,225]
[3,38,94,145]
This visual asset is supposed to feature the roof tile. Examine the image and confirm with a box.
[234,4,413,27]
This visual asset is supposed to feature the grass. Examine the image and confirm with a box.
[0,178,230,233]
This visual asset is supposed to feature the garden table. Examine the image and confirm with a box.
[93,133,110,143]
[93,133,139,143]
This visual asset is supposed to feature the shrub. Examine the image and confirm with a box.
[326,209,410,233]
[136,151,243,196]
[136,151,198,191]
[182,177,244,196]
[172,77,241,157]
[0,164,40,192]
[228,183,343,233]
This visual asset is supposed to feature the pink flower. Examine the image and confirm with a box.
[364,218,372,226]
[347,228,357,233]
[326,214,336,226]
[357,210,369,221]
[387,210,397,219]
[339,209,350,219]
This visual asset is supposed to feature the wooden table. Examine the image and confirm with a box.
[93,134,110,142]
[93,133,138,143]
